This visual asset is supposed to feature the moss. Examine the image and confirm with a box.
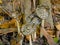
[53,37,58,43]
[0,42,4,45]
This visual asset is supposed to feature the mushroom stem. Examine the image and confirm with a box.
[32,32,36,41]
[29,35,32,45]
[40,19,45,37]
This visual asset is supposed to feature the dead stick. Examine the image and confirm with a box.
[41,28,58,45]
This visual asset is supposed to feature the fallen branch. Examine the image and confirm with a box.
[41,28,58,45]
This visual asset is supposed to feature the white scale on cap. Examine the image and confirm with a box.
[21,23,36,35]
[36,6,48,20]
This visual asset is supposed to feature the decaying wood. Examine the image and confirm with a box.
[0,28,17,34]
[24,0,31,20]
[33,0,36,10]
[56,23,60,31]
[20,0,24,13]
[41,28,58,45]
[10,39,16,45]
[57,31,60,39]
